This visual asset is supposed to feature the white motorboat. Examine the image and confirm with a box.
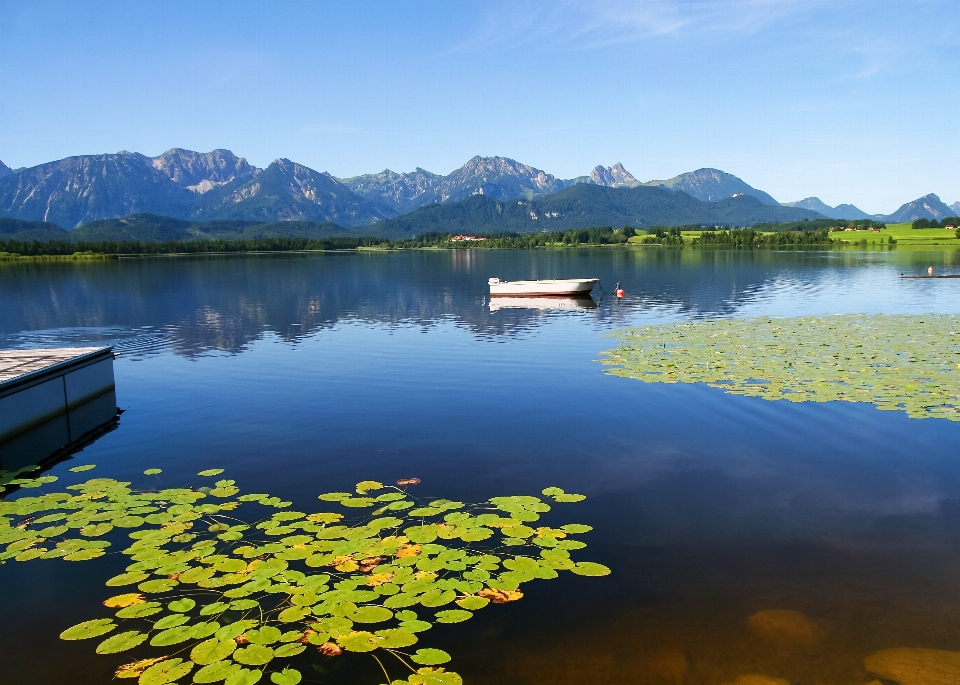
[488,296,597,312]
[488,277,598,297]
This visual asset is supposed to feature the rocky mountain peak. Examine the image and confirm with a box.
[0,160,13,178]
[589,163,639,187]
[151,148,258,194]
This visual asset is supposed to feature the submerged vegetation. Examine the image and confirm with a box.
[599,314,960,421]
[0,466,608,685]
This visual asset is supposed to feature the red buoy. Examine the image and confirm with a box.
[615,288,625,298]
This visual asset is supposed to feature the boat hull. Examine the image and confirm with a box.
[489,278,598,297]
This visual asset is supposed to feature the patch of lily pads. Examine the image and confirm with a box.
[0,465,609,685]
[599,314,960,421]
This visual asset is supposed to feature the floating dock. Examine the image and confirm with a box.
[0,347,119,472]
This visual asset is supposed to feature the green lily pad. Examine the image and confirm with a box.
[560,524,592,534]
[420,589,456,607]
[224,668,262,685]
[273,643,306,658]
[455,596,489,610]
[106,571,149,586]
[270,668,302,685]
[95,630,148,654]
[411,648,452,665]
[139,578,179,593]
[233,644,274,666]
[150,625,197,646]
[140,658,193,685]
[144,469,163,475]
[116,601,162,618]
[59,618,116,640]
[246,626,282,645]
[191,637,237,665]
[154,613,190,629]
[193,660,242,684]
[570,562,611,576]
[375,628,419,648]
[168,598,196,613]
[68,464,96,472]
[215,621,256,641]
[405,525,439,544]
[79,523,113,537]
[15,548,47,561]
[198,469,225,477]
[398,619,432,633]
[408,667,463,685]
[435,610,472,623]
[350,606,393,623]
[199,601,230,616]
[337,631,379,652]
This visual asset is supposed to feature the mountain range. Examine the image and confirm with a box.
[0,149,956,237]
[782,197,871,220]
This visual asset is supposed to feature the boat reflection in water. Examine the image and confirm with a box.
[488,295,598,312]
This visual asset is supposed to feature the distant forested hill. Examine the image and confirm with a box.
[368,184,823,238]
[0,214,354,243]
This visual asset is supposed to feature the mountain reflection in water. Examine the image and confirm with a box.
[3,248,960,685]
[3,249,959,357]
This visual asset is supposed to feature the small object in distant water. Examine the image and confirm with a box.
[929,266,935,276]
[614,281,625,298]
[397,477,421,486]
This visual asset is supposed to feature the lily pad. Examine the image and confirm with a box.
[246,626,282,645]
[168,598,196,613]
[273,643,306,658]
[191,637,237,665]
[68,464,97,472]
[570,562,611,577]
[233,644,274,666]
[116,601,162,619]
[197,469,225,477]
[408,667,462,685]
[139,579,179,593]
[139,658,193,685]
[106,571,150,587]
[411,648,452,665]
[193,661,242,684]
[60,618,116,640]
[270,668,302,685]
[150,625,197,646]
[455,596,489,610]
[153,614,190,630]
[375,628,419,648]
[104,593,145,608]
[96,630,148,654]
[435,610,472,623]
[224,669,262,685]
[351,606,393,623]
[144,469,162,475]
[337,630,379,652]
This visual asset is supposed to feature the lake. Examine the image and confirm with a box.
[3,248,960,685]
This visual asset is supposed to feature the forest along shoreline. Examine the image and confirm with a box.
[3,220,959,260]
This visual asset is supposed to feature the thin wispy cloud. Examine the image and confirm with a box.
[450,0,829,54]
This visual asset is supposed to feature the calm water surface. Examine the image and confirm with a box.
[3,249,960,685]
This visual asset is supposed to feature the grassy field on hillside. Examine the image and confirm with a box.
[626,223,960,249]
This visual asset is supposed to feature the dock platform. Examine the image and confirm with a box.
[0,347,119,472]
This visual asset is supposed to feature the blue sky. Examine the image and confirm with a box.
[1,0,958,213]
